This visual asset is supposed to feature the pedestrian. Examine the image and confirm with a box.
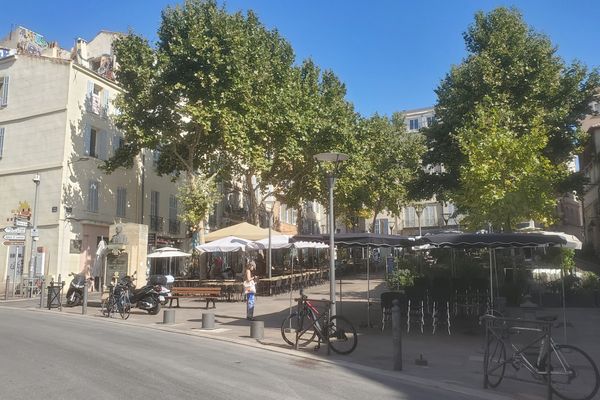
[243,260,257,320]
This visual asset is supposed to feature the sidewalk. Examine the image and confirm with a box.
[3,274,599,400]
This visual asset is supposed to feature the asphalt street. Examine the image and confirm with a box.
[0,308,490,400]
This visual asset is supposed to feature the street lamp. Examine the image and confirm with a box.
[413,203,424,236]
[314,152,348,318]
[28,173,41,278]
[264,197,275,280]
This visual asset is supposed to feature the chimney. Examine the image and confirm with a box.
[76,38,88,68]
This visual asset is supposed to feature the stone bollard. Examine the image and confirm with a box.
[163,309,176,324]
[392,299,402,371]
[250,320,264,340]
[82,280,88,315]
[202,312,215,329]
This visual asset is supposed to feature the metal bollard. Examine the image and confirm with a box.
[4,275,9,300]
[163,309,176,324]
[202,312,215,329]
[82,280,88,315]
[392,299,403,371]
[39,278,45,308]
[250,320,264,340]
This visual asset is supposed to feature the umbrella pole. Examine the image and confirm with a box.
[489,247,494,311]
[367,245,371,328]
[561,268,568,343]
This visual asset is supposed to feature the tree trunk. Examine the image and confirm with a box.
[296,203,303,234]
[244,173,259,225]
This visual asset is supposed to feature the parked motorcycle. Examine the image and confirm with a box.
[148,275,173,306]
[119,272,162,315]
[66,272,87,306]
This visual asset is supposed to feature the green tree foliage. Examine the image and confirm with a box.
[177,172,220,243]
[340,113,425,231]
[418,7,599,229]
[106,0,302,227]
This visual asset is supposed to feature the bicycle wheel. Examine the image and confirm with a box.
[118,295,131,320]
[484,336,506,388]
[281,312,317,347]
[327,316,357,355]
[101,297,113,317]
[547,344,599,400]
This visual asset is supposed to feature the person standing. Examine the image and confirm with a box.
[243,260,257,320]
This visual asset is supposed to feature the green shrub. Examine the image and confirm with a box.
[387,268,418,291]
[581,271,600,290]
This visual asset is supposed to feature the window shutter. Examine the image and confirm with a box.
[97,130,108,160]
[83,124,91,156]
[112,133,121,156]
[0,127,5,157]
[87,81,94,96]
[1,76,9,106]
[102,89,109,115]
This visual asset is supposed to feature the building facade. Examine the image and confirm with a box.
[0,27,184,292]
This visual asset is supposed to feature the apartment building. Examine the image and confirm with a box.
[0,27,184,290]
[579,99,600,256]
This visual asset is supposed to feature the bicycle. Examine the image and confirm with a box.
[101,282,131,320]
[482,314,599,400]
[281,291,357,355]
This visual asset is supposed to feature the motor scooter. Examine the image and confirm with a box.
[119,272,162,315]
[66,272,87,306]
[148,274,174,306]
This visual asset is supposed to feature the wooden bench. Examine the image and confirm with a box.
[167,287,222,309]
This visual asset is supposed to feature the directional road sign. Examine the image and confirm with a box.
[3,241,25,246]
[4,234,26,241]
[4,226,26,234]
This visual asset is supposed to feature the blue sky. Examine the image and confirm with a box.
[2,1,599,117]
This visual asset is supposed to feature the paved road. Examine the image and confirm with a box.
[0,308,493,400]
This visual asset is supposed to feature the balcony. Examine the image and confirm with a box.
[150,216,164,232]
[169,219,180,235]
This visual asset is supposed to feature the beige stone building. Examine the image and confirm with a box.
[0,27,184,293]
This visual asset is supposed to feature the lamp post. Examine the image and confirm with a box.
[264,197,275,280]
[314,152,348,318]
[28,173,41,279]
[414,203,423,236]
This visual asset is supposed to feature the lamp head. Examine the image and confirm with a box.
[32,173,41,184]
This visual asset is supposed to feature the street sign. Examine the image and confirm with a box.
[4,226,25,234]
[3,241,25,246]
[15,220,29,227]
[4,234,26,241]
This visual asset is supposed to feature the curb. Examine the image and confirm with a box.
[1,304,512,400]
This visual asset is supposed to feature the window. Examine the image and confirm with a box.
[116,187,127,217]
[169,195,178,221]
[426,116,435,127]
[373,219,389,234]
[153,150,160,168]
[86,81,109,115]
[0,127,4,158]
[88,180,99,212]
[0,76,8,107]
[409,118,419,130]
[83,126,107,160]
[404,207,416,227]
[150,191,160,217]
[423,205,436,226]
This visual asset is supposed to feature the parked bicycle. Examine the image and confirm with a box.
[281,290,357,355]
[482,314,599,400]
[101,281,131,320]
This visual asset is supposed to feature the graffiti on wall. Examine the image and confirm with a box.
[17,27,48,56]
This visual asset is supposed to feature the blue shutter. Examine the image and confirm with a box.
[97,130,108,160]
[1,76,9,106]
[83,124,91,156]
[0,127,4,157]
[102,89,109,115]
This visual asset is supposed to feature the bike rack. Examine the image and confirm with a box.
[482,315,553,399]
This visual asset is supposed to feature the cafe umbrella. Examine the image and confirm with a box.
[147,247,192,276]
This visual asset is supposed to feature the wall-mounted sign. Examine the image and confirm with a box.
[70,239,82,254]
[3,241,25,246]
